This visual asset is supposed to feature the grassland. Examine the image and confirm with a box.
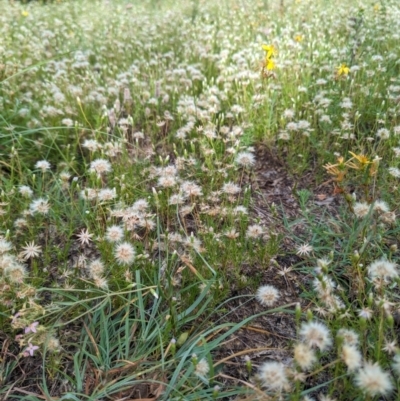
[1,0,400,400]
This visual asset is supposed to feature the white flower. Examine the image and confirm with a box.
[87,259,105,278]
[256,285,280,307]
[388,167,400,178]
[235,151,255,167]
[341,345,362,371]
[114,242,136,265]
[246,224,264,239]
[19,185,33,198]
[76,228,93,246]
[354,362,393,397]
[283,109,295,119]
[222,182,241,195]
[298,120,310,130]
[80,188,98,201]
[105,225,124,243]
[4,262,27,283]
[82,139,101,152]
[98,188,117,201]
[337,328,359,346]
[258,361,289,391]
[296,243,313,256]
[20,241,42,260]
[299,321,332,351]
[293,343,317,371]
[0,239,12,254]
[61,118,74,127]
[367,258,398,281]
[353,202,371,218]
[90,158,112,175]
[286,122,298,131]
[373,200,390,214]
[35,160,51,172]
[158,175,177,188]
[180,181,203,197]
[358,307,373,320]
[93,276,108,290]
[376,128,390,139]
[30,198,50,215]
[195,358,210,378]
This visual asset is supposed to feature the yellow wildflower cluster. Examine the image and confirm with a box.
[324,152,378,184]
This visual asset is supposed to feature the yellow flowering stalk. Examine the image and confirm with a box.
[261,44,277,74]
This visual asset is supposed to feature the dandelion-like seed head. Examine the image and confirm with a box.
[258,361,289,392]
[293,343,317,371]
[235,151,255,167]
[82,139,101,152]
[46,336,61,352]
[354,362,393,397]
[19,185,33,198]
[4,263,27,283]
[93,275,109,290]
[30,198,50,215]
[98,188,117,202]
[90,158,112,175]
[222,181,241,195]
[114,242,136,265]
[87,259,105,278]
[246,224,264,239]
[367,258,398,281]
[180,181,203,197]
[0,239,12,254]
[341,344,362,372]
[105,225,124,243]
[194,358,210,378]
[299,321,332,351]
[337,328,359,346]
[373,200,390,214]
[353,202,371,219]
[256,285,280,307]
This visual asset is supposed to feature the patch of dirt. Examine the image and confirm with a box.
[214,145,341,395]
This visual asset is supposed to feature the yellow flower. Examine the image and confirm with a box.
[265,58,276,71]
[346,152,371,170]
[324,157,347,182]
[294,35,303,42]
[262,44,276,59]
[373,3,380,12]
[337,63,350,76]
[21,10,29,17]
